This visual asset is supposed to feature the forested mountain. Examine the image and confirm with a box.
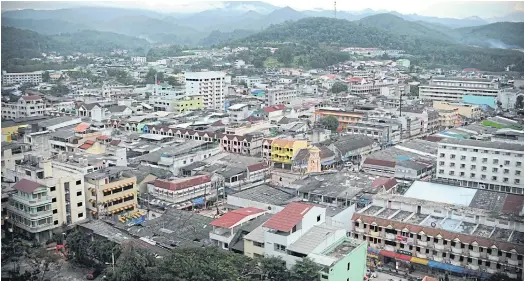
[1,26,58,60]
[237,17,524,71]
[455,22,524,48]
[357,14,455,42]
[200,29,256,46]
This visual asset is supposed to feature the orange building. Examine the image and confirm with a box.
[314,108,364,130]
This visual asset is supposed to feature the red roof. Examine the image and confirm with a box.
[262,105,286,113]
[263,202,313,232]
[502,194,524,215]
[74,123,90,132]
[96,135,110,141]
[212,120,225,126]
[85,140,95,144]
[248,162,268,172]
[425,136,443,142]
[244,116,264,122]
[363,158,396,168]
[210,207,266,228]
[153,175,211,191]
[372,177,398,191]
[110,139,121,145]
[21,95,42,101]
[12,179,42,193]
[346,77,363,83]
[78,143,93,150]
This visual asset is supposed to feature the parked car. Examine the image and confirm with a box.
[86,269,101,280]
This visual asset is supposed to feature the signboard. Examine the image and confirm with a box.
[396,249,412,256]
[396,235,414,244]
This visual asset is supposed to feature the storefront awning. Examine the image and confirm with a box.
[379,250,398,258]
[397,254,411,261]
[428,261,464,274]
[410,257,428,265]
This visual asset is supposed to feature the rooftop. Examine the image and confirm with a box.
[287,224,340,255]
[440,138,524,152]
[12,179,43,193]
[263,202,313,232]
[210,207,266,229]
[229,184,296,206]
[294,171,379,200]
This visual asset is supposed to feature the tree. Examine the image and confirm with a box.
[165,76,181,86]
[65,229,91,264]
[107,245,154,281]
[290,258,322,281]
[319,116,339,132]
[144,69,163,85]
[239,79,248,88]
[42,71,50,82]
[260,256,289,281]
[331,82,348,94]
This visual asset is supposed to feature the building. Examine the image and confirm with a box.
[345,122,400,145]
[227,103,251,122]
[419,78,499,102]
[436,138,524,195]
[352,190,524,280]
[171,95,204,113]
[185,71,226,110]
[314,109,364,131]
[5,157,87,242]
[147,175,213,207]
[270,139,308,170]
[2,95,45,120]
[437,109,461,128]
[84,167,142,225]
[2,71,43,86]
[242,202,368,281]
[266,89,299,106]
[433,101,481,119]
[209,207,268,250]
[131,56,147,64]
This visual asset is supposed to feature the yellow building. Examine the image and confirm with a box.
[437,109,461,128]
[84,167,143,224]
[433,101,481,119]
[270,139,308,170]
[172,95,204,113]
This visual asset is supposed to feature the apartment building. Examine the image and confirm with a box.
[242,202,368,281]
[345,122,400,144]
[147,175,213,207]
[433,101,482,119]
[2,95,45,120]
[266,89,299,106]
[436,138,524,195]
[419,78,499,102]
[1,142,30,175]
[84,167,141,224]
[2,71,43,86]
[437,110,461,128]
[314,108,364,131]
[270,139,308,170]
[185,71,226,110]
[352,193,523,280]
[131,56,146,63]
[5,156,86,242]
[348,79,398,95]
[227,103,251,122]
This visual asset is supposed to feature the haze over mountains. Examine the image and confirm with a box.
[2,1,523,47]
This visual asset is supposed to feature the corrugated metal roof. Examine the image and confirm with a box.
[263,202,313,232]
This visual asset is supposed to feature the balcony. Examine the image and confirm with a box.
[470,251,480,258]
[508,259,519,266]
[418,240,427,247]
[370,230,379,237]
[433,256,443,262]
[450,260,462,267]
[385,233,396,240]
[416,252,427,259]
[355,227,365,234]
[384,245,395,252]
[487,254,499,262]
[12,220,56,233]
[467,264,479,271]
[11,194,51,206]
[451,247,463,254]
[486,268,497,274]
[434,243,445,250]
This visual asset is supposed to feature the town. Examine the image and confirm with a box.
[1,2,524,281]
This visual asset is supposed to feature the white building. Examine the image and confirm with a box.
[498,89,523,110]
[185,71,226,110]
[419,78,499,102]
[2,95,45,119]
[436,138,524,194]
[131,56,147,64]
[227,103,251,122]
[234,60,246,69]
[2,71,43,86]
[266,89,300,106]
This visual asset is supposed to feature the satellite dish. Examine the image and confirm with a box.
[431,222,436,228]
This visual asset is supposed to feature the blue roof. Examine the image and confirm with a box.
[462,95,496,108]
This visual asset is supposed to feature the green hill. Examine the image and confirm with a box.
[238,17,524,71]
[455,22,524,48]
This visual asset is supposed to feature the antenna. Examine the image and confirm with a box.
[334,1,337,18]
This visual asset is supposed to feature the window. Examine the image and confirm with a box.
[50,186,56,192]
[253,241,264,248]
[460,156,466,160]
[53,209,57,214]
[493,159,499,164]
[52,198,57,203]
[492,176,497,181]
[504,160,510,165]
[517,161,522,167]
[76,180,82,185]
[317,215,321,222]
[54,220,59,225]
[440,153,445,157]
[459,172,465,176]
[516,171,521,176]
[482,166,487,171]
[25,170,31,176]
[471,157,477,161]
[439,161,444,165]
[504,169,509,174]
[482,158,487,163]
[470,173,475,178]
[77,202,83,207]
[503,178,509,183]
[451,154,456,159]
[439,170,444,174]
[347,262,350,271]
[275,244,286,252]
[460,164,465,169]
[64,182,70,189]
[492,168,498,172]
[471,165,476,169]
[78,213,84,218]
[450,163,455,167]
[449,171,455,175]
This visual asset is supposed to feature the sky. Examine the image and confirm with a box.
[1,0,523,18]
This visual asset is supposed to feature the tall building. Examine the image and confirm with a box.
[2,95,45,120]
[436,138,524,195]
[419,78,499,102]
[266,89,299,106]
[5,156,86,242]
[2,71,43,86]
[84,167,142,224]
[185,71,226,110]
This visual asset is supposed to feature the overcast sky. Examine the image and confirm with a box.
[2,0,522,18]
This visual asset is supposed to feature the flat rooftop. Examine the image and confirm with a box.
[294,172,379,200]
[376,208,398,219]
[325,239,359,260]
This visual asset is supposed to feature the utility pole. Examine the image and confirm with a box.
[334,1,337,19]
